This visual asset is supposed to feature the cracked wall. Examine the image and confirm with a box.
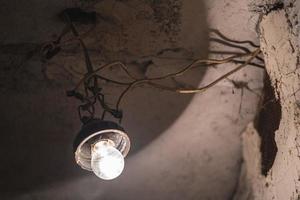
[234,1,300,199]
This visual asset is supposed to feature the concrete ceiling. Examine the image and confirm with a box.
[0,0,264,199]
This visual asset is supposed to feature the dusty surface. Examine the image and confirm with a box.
[0,0,264,199]
[234,2,300,199]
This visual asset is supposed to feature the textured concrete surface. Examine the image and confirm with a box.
[234,2,300,199]
[0,0,264,199]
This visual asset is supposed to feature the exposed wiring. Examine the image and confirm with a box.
[44,8,265,124]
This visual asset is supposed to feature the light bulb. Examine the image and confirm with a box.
[91,140,125,180]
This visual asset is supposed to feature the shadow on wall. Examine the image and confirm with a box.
[0,0,208,198]
[254,73,281,176]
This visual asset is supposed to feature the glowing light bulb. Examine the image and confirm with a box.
[91,140,125,180]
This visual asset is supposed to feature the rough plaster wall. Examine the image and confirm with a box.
[0,0,264,199]
[234,2,300,199]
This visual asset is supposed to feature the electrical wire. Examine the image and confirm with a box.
[48,13,265,123]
